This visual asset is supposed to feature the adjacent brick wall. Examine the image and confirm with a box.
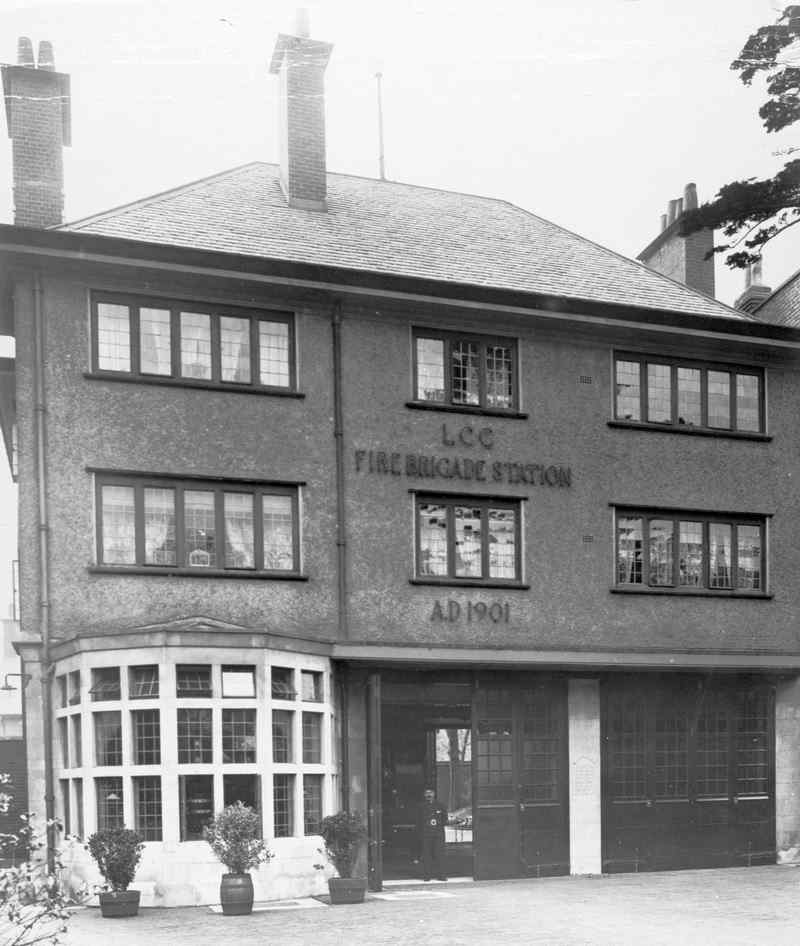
[638,220,715,298]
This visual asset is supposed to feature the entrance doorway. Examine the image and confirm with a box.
[377,671,570,882]
[602,675,775,872]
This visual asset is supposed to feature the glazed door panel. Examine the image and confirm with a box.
[474,679,568,880]
[602,677,775,873]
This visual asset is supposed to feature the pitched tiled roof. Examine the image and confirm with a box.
[61,162,743,320]
[754,271,800,327]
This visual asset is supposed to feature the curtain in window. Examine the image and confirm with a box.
[224,492,254,568]
[220,317,251,383]
[101,486,136,564]
[144,487,175,565]
[140,308,171,375]
[263,495,293,569]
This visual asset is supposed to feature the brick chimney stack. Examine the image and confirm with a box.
[1,37,71,228]
[637,183,715,299]
[269,11,333,211]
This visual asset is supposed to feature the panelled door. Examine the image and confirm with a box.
[473,676,569,880]
[602,675,775,873]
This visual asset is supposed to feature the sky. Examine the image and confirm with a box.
[0,0,797,618]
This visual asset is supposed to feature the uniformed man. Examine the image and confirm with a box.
[418,787,448,881]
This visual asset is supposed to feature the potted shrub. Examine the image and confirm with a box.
[203,801,272,915]
[319,811,368,904]
[86,828,144,918]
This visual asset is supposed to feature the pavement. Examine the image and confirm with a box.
[62,865,800,946]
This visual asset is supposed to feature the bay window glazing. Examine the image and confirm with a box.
[616,510,765,594]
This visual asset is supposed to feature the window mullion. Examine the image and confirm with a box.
[446,503,456,579]
[134,484,145,566]
[254,493,264,571]
[210,315,221,382]
[175,486,186,567]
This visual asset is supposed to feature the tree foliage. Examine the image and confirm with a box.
[203,802,272,875]
[682,6,800,268]
[86,829,144,892]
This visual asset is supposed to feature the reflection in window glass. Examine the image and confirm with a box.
[139,308,171,376]
[184,491,216,567]
[220,316,251,383]
[221,666,256,698]
[132,709,161,765]
[301,671,322,702]
[273,710,293,763]
[707,371,731,428]
[737,375,760,432]
[709,523,732,588]
[486,346,513,409]
[101,486,136,565]
[416,337,445,402]
[302,713,322,764]
[454,506,482,577]
[134,775,162,841]
[271,667,295,700]
[647,363,672,423]
[617,517,643,584]
[418,503,447,576]
[144,488,176,566]
[97,303,131,372]
[263,495,294,570]
[489,508,516,578]
[96,777,124,831]
[180,774,213,840]
[615,360,640,421]
[224,493,254,568]
[94,711,122,766]
[677,367,701,425]
[451,341,480,405]
[273,774,294,837]
[649,519,673,585]
[737,524,761,589]
[222,708,256,763]
[129,665,159,699]
[259,321,290,387]
[679,521,703,586]
[180,312,212,379]
[303,775,323,835]
[177,708,213,763]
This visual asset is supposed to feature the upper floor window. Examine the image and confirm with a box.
[96,474,299,575]
[614,354,764,435]
[615,508,766,594]
[413,329,517,412]
[92,294,295,391]
[416,494,521,584]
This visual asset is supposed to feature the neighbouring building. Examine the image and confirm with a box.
[2,22,800,906]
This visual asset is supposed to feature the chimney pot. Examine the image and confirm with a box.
[660,213,668,232]
[17,37,34,67]
[667,199,680,225]
[37,40,55,71]
[683,182,698,211]
[294,8,311,38]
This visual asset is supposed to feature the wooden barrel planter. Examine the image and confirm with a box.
[98,890,141,918]
[220,873,254,915]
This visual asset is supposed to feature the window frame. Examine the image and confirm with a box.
[614,507,768,596]
[414,492,524,586]
[93,472,302,578]
[90,292,297,394]
[612,352,766,437]
[410,327,521,415]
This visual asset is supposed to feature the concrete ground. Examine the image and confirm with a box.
[63,866,800,946]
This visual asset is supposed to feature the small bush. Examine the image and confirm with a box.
[319,811,367,879]
[203,802,272,874]
[86,829,144,892]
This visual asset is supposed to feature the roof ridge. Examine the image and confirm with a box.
[493,197,748,322]
[61,161,264,231]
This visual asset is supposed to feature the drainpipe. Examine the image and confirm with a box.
[331,300,350,810]
[33,272,55,871]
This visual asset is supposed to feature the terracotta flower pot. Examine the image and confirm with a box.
[328,876,367,904]
[220,872,254,915]
[98,889,141,918]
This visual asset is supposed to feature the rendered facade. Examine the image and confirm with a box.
[2,25,800,905]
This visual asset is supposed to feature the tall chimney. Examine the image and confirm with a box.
[637,182,715,299]
[1,38,71,227]
[269,13,333,211]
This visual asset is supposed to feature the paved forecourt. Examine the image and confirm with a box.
[63,866,800,946]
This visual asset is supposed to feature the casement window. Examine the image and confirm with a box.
[416,494,521,583]
[95,474,299,575]
[90,667,120,702]
[615,509,766,594]
[94,711,122,766]
[613,354,765,435]
[92,294,295,392]
[134,776,163,841]
[95,777,124,831]
[129,665,159,699]
[132,710,161,765]
[413,329,517,411]
[176,665,212,698]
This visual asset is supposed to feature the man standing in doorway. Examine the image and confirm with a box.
[418,787,448,881]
